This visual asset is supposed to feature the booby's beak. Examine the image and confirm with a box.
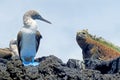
[40,18,52,24]
[39,16,52,24]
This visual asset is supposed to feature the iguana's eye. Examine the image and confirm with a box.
[82,32,86,34]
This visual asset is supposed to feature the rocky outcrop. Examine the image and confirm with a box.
[0,55,120,80]
[85,57,120,74]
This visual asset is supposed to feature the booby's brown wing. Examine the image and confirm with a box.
[17,31,22,56]
[35,30,42,52]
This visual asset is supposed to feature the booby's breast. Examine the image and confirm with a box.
[20,28,37,58]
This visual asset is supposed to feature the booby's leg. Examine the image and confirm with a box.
[30,57,39,66]
[22,57,31,66]
[22,57,39,66]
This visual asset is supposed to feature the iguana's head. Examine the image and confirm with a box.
[76,29,89,42]
[76,29,90,49]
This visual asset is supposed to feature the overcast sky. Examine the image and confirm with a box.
[0,0,120,62]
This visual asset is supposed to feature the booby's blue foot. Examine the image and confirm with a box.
[23,61,31,66]
[30,62,39,66]
[23,61,40,66]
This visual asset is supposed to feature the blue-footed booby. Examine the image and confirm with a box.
[17,10,51,66]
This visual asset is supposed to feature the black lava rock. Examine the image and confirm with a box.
[84,57,120,74]
[0,55,119,80]
[67,59,85,70]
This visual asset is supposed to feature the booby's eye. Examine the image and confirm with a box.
[32,14,41,19]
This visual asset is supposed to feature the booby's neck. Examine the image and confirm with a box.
[23,17,38,30]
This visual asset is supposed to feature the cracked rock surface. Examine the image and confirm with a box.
[0,55,120,80]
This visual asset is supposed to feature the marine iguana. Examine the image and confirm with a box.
[76,29,120,61]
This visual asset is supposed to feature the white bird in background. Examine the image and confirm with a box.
[9,39,19,57]
[17,10,51,66]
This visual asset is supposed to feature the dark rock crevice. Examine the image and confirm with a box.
[0,55,120,80]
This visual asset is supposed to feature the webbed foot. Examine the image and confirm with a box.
[23,61,39,66]
[30,62,39,66]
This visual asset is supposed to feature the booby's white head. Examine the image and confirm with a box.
[23,10,51,28]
